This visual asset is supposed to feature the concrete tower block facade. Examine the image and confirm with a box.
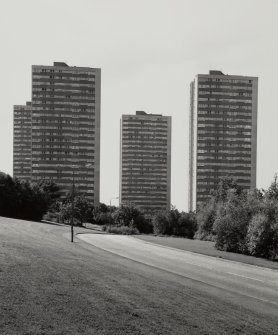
[120,111,171,214]
[13,102,32,181]
[189,71,258,211]
[30,62,101,205]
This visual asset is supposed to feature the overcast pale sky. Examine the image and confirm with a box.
[0,0,277,211]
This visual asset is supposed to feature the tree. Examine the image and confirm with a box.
[246,191,278,259]
[166,208,181,235]
[264,174,278,201]
[193,174,278,260]
[91,203,116,225]
[58,196,93,226]
[152,212,169,235]
[94,212,114,225]
[195,177,245,241]
[37,179,60,208]
[98,203,109,213]
[152,209,197,238]
[213,190,249,253]
[0,173,17,217]
[175,212,197,239]
[195,198,217,240]
[58,201,72,224]
[244,189,264,218]
[246,213,275,258]
[74,196,92,226]
[112,204,150,233]
[212,177,243,203]
[0,173,60,221]
[246,176,278,259]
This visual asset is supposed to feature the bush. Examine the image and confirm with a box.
[213,190,249,253]
[174,212,197,239]
[246,211,278,260]
[192,175,278,260]
[89,203,116,225]
[152,212,169,235]
[152,209,181,236]
[214,216,246,253]
[43,212,58,222]
[136,217,153,234]
[195,199,217,240]
[94,212,114,225]
[112,205,148,233]
[103,225,139,235]
[246,213,271,257]
[195,178,244,241]
[152,210,196,238]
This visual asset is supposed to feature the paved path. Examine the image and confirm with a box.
[78,233,278,316]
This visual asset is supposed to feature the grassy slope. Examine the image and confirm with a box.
[0,217,277,335]
[136,235,278,270]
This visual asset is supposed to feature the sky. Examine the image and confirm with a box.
[0,0,277,211]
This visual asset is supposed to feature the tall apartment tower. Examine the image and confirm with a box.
[120,111,171,213]
[189,70,258,211]
[13,102,32,181]
[31,62,101,204]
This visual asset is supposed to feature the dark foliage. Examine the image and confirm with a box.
[58,195,94,227]
[111,204,152,233]
[175,212,197,239]
[195,198,217,240]
[90,203,116,225]
[0,173,60,221]
[152,209,197,238]
[103,225,139,235]
[152,212,169,235]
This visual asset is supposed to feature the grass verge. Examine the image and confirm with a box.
[136,235,278,270]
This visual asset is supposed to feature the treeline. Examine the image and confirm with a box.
[0,173,59,221]
[2,171,278,261]
[196,177,278,260]
[50,175,278,261]
[57,200,153,234]
[83,176,278,261]
[56,199,197,239]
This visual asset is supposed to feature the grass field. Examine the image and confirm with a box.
[1,217,277,334]
[136,235,278,270]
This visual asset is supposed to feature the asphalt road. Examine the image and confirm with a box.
[78,233,278,317]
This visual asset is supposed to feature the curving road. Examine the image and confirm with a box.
[78,233,278,317]
[1,217,278,334]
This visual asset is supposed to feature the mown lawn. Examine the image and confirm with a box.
[1,217,277,335]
